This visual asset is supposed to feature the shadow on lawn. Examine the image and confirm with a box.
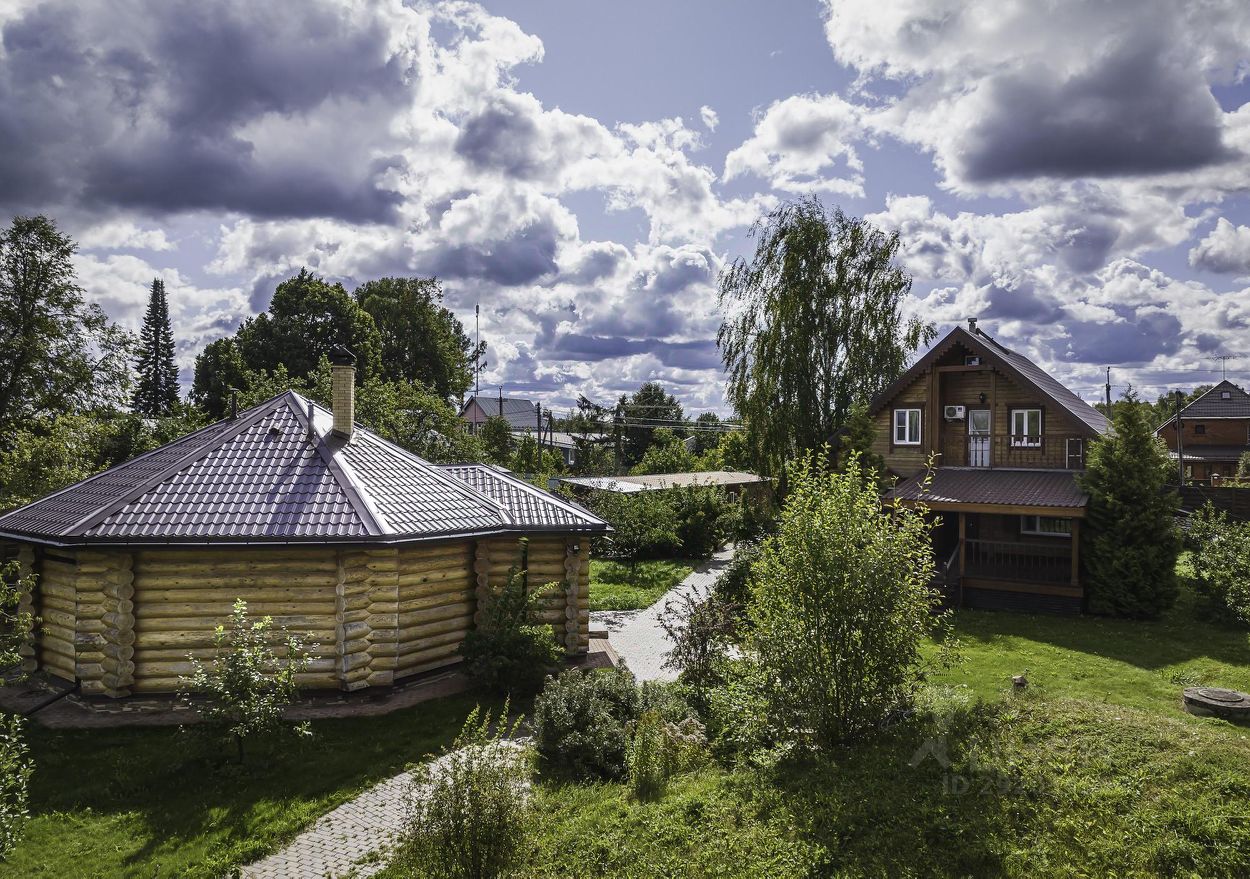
[948,589,1250,674]
[764,702,1039,876]
[21,693,494,876]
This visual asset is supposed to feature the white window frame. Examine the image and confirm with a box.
[893,408,922,446]
[1010,408,1042,448]
[1019,515,1071,538]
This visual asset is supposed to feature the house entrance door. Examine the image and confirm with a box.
[968,409,991,467]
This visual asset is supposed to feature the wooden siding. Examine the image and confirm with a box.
[876,356,1089,476]
[1160,418,1250,450]
[37,551,78,683]
[394,542,475,680]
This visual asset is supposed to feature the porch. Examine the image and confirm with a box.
[932,510,1082,613]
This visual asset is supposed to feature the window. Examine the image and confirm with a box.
[1020,516,1071,537]
[1221,390,1232,400]
[1010,408,1042,447]
[1194,424,1206,435]
[893,408,921,445]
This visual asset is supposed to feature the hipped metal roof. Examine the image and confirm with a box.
[0,392,607,546]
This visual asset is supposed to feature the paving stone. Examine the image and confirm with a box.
[599,546,735,683]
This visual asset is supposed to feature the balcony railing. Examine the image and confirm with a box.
[964,538,1073,585]
[960,434,1087,470]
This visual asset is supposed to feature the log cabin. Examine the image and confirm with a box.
[1154,380,1250,484]
[870,320,1109,613]
[0,348,607,698]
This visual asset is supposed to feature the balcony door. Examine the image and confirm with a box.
[968,409,991,467]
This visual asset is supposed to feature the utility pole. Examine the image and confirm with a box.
[1105,367,1112,410]
[1175,389,1185,485]
[535,402,542,472]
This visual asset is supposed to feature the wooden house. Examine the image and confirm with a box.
[869,320,1109,613]
[1154,380,1250,483]
[0,350,607,698]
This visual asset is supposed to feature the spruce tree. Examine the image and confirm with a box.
[132,278,179,416]
[1078,392,1181,618]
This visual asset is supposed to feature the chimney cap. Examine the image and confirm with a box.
[328,345,357,367]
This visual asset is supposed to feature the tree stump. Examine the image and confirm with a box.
[1182,687,1250,723]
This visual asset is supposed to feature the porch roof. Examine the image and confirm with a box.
[1168,445,1248,463]
[888,467,1088,515]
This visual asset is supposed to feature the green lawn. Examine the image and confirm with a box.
[501,594,1250,878]
[588,557,696,611]
[0,693,498,879]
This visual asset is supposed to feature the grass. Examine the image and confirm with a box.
[0,692,499,879]
[588,557,696,611]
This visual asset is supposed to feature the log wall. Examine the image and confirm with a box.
[9,532,591,697]
[131,548,341,693]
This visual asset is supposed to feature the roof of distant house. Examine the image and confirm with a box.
[1157,380,1250,428]
[460,395,538,429]
[556,471,769,493]
[0,392,607,546]
[887,468,1089,510]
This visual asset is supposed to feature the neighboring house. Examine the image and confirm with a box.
[555,470,772,506]
[0,350,607,698]
[460,395,538,431]
[1154,380,1250,483]
[872,320,1110,614]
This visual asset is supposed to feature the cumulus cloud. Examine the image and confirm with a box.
[822,0,1250,192]
[725,93,863,194]
[699,105,718,131]
[1189,218,1250,274]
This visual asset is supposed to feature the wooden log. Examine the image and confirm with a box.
[135,657,337,678]
[136,601,335,619]
[136,587,338,603]
[397,601,473,627]
[394,652,461,679]
[137,548,337,565]
[397,617,471,643]
[341,651,370,672]
[395,566,473,586]
[134,573,338,589]
[133,643,338,662]
[40,593,75,615]
[395,640,461,671]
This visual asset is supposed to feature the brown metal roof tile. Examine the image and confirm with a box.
[887,468,1088,509]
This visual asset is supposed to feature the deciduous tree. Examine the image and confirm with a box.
[718,198,933,477]
[0,215,133,439]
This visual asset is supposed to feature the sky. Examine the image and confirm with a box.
[3,0,1250,415]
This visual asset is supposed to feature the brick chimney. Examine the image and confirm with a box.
[328,345,356,439]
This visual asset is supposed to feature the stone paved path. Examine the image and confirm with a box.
[599,545,735,682]
[240,741,524,879]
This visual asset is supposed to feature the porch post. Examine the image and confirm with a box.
[958,512,966,578]
[1070,519,1081,587]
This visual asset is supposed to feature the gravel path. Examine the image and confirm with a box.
[597,545,735,682]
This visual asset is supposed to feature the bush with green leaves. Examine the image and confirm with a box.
[743,451,941,749]
[1186,503,1250,626]
[0,561,34,672]
[0,712,31,860]
[180,599,311,764]
[671,486,734,558]
[627,707,706,801]
[531,667,640,781]
[713,539,762,608]
[1079,393,1181,618]
[589,486,737,561]
[460,566,564,695]
[397,703,529,879]
[660,585,738,713]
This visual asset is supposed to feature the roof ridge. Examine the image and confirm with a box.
[284,394,387,536]
[63,395,290,536]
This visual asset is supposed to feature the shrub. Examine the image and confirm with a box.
[1186,503,1250,626]
[399,703,529,879]
[713,539,762,608]
[589,490,682,560]
[0,712,31,859]
[531,667,639,781]
[461,566,564,695]
[660,585,738,713]
[0,561,35,673]
[1079,394,1182,618]
[745,451,940,749]
[179,599,311,764]
[627,708,706,801]
[671,486,733,558]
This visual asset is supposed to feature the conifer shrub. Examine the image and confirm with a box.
[1079,394,1182,618]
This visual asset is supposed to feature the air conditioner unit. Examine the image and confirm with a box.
[944,405,966,421]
